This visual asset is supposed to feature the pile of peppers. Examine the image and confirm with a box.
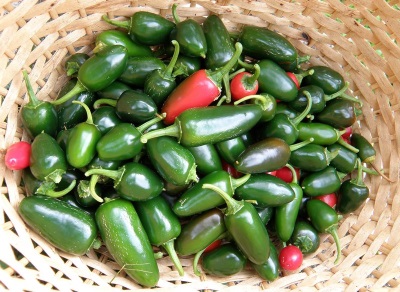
[10,5,390,287]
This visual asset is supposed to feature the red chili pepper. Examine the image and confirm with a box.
[230,64,260,101]
[313,193,337,208]
[341,127,352,140]
[286,68,314,90]
[286,72,300,89]
[269,166,301,183]
[5,141,31,170]
[161,43,243,125]
[222,160,243,178]
[204,239,223,253]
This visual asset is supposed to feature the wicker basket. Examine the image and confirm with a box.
[1,0,399,291]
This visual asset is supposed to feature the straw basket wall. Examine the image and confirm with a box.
[1,0,400,291]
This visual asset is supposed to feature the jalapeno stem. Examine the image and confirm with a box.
[231,173,251,189]
[162,240,184,276]
[51,80,86,106]
[72,100,94,125]
[164,40,180,78]
[36,180,76,198]
[93,98,117,109]
[22,70,40,107]
[291,91,312,126]
[202,183,243,215]
[136,113,166,133]
[328,225,341,264]
[89,175,104,203]
[102,15,130,30]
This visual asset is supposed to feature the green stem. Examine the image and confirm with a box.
[354,159,365,186]
[66,62,81,77]
[289,138,314,151]
[297,55,311,65]
[285,163,298,184]
[102,15,130,30]
[223,73,232,103]
[93,42,106,54]
[136,113,166,133]
[216,95,227,106]
[22,70,41,107]
[231,173,251,189]
[171,4,181,23]
[327,225,341,264]
[93,98,117,109]
[360,165,379,176]
[163,240,184,276]
[324,82,362,105]
[89,175,104,203]
[292,91,312,126]
[140,123,179,143]
[294,69,314,85]
[337,137,359,153]
[163,40,180,77]
[244,64,260,86]
[193,247,206,277]
[85,167,123,181]
[229,68,246,80]
[72,100,94,124]
[202,183,243,216]
[51,80,86,106]
[327,149,340,164]
[238,59,254,71]
[37,180,76,198]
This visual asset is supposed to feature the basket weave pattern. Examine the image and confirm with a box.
[1,0,399,291]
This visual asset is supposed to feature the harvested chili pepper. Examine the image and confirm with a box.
[119,56,166,87]
[289,143,339,172]
[135,195,184,276]
[301,166,346,197]
[203,183,270,265]
[21,71,58,138]
[5,141,31,171]
[102,12,175,46]
[270,166,301,184]
[64,53,89,77]
[92,106,123,135]
[313,193,337,208]
[160,42,243,124]
[187,144,223,175]
[74,180,103,208]
[230,64,260,101]
[95,198,160,287]
[297,122,346,146]
[315,99,360,129]
[19,195,99,256]
[306,199,342,264]
[279,245,303,271]
[215,135,247,165]
[96,80,132,100]
[172,55,202,78]
[289,220,320,254]
[252,241,279,281]
[336,159,370,214]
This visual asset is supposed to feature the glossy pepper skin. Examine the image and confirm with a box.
[30,132,68,184]
[96,81,132,100]
[327,142,358,174]
[235,173,295,207]
[289,220,320,254]
[64,53,89,77]
[94,29,153,57]
[135,195,184,276]
[238,25,298,66]
[119,57,166,87]
[141,104,263,147]
[301,166,345,197]
[201,243,247,277]
[251,241,279,281]
[95,198,160,287]
[173,170,251,217]
[230,64,260,101]
[336,159,369,214]
[92,106,123,135]
[215,136,247,165]
[350,133,376,163]
[21,71,58,138]
[53,45,129,106]
[303,65,345,95]
[316,99,358,129]
[297,122,344,145]
[102,12,175,46]
[187,144,223,175]
[203,184,270,265]
[19,195,98,256]
[175,208,227,256]
[160,42,243,125]
[203,14,236,70]
[289,144,339,172]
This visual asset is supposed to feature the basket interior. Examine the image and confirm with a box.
[1,0,400,290]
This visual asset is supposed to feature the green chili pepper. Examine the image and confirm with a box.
[19,195,98,256]
[275,102,299,120]
[56,129,71,151]
[135,195,184,276]
[74,180,102,208]
[201,243,247,277]
[251,241,279,281]
[96,80,132,100]
[93,29,153,57]
[66,101,101,169]
[64,53,89,77]
[144,40,181,106]
[235,173,295,207]
[289,220,320,254]
[92,106,123,135]
[30,132,68,183]
[52,45,128,106]
[21,71,58,138]
[350,133,375,163]
[256,206,274,225]
[297,122,346,145]
[102,12,176,46]
[306,199,342,264]
[186,144,223,175]
[95,198,160,287]
[275,164,303,242]
[315,99,359,129]
[215,136,247,165]
[289,143,339,172]
[173,170,251,217]
[336,159,370,214]
[254,93,277,122]
[140,104,263,147]
[119,56,166,87]
[172,55,202,78]
[301,166,346,197]
[85,162,163,202]
[175,208,227,256]
[203,184,270,265]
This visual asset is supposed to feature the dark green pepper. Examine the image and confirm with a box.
[92,106,123,135]
[289,143,339,172]
[96,80,132,100]
[215,136,247,165]
[201,243,247,277]
[170,4,207,58]
[307,199,342,264]
[53,45,128,106]
[235,173,295,207]
[350,133,376,163]
[102,12,176,46]
[203,184,270,265]
[251,241,279,281]
[19,195,98,256]
[172,55,202,78]
[30,132,68,183]
[95,198,159,287]
[135,195,184,276]
[119,56,166,87]
[64,53,89,77]
[327,142,359,174]
[315,99,359,129]
[66,101,101,169]
[289,220,320,254]
[56,129,71,151]
[74,180,102,208]
[21,71,58,138]
[186,144,223,175]
[173,170,251,217]
[94,29,153,57]
[336,159,370,214]
[301,166,346,197]
[256,206,274,225]
[85,162,163,202]
[297,122,345,145]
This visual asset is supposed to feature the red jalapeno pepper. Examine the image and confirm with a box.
[230,64,260,101]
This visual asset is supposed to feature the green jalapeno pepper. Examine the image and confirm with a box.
[350,133,375,163]
[30,132,68,183]
[94,29,153,57]
[275,102,299,120]
[102,12,176,46]
[235,173,295,207]
[66,101,101,169]
[19,195,98,256]
[21,71,58,138]
[215,136,247,165]
[52,45,128,106]
[74,180,103,208]
[85,162,163,202]
[203,184,270,265]
[175,208,227,256]
[297,122,346,145]
[301,166,346,197]
[56,129,71,151]
[173,170,251,217]
[92,106,123,135]
[315,99,359,129]
[135,195,184,276]
[336,159,370,214]
[172,55,202,78]
[289,144,339,172]
[201,243,247,277]
[140,104,263,147]
[256,206,274,225]
[96,80,132,100]
[64,53,89,77]
[289,220,320,254]
[306,199,341,264]
[95,198,159,287]
[187,144,223,175]
[251,241,279,281]
[119,56,166,87]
